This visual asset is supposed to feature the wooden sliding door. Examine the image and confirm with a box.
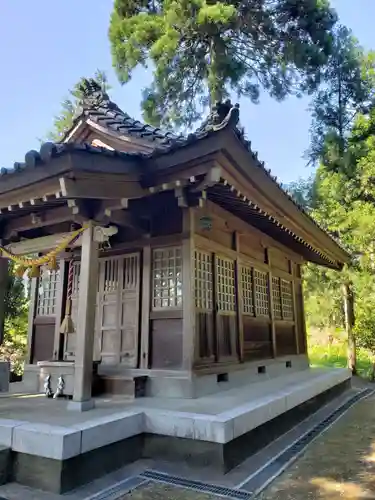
[64,253,141,367]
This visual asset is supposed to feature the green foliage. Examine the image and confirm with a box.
[307,28,375,166]
[5,263,27,322]
[0,314,28,376]
[0,263,28,375]
[308,340,372,378]
[285,176,316,212]
[295,44,375,362]
[303,264,343,330]
[47,70,110,142]
[109,0,338,128]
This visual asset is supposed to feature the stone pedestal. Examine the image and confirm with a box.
[37,361,75,395]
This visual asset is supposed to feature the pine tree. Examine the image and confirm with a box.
[109,0,337,128]
[307,27,374,167]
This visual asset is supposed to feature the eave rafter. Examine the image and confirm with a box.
[208,178,341,269]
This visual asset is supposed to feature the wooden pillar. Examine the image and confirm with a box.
[140,245,151,369]
[182,208,195,371]
[233,232,244,362]
[291,279,299,354]
[53,259,67,360]
[0,259,8,345]
[26,277,38,364]
[267,252,277,357]
[68,223,99,411]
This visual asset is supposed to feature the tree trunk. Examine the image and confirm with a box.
[370,360,375,382]
[208,36,224,107]
[342,282,356,375]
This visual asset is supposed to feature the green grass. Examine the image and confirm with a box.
[308,342,373,378]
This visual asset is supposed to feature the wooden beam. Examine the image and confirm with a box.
[96,201,149,233]
[98,198,129,212]
[6,232,82,255]
[0,178,62,212]
[3,205,75,238]
[175,187,206,208]
[59,175,146,200]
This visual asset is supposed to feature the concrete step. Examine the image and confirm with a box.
[97,375,148,397]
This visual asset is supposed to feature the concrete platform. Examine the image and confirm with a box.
[0,367,351,493]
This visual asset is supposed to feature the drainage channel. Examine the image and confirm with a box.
[140,470,252,500]
[87,387,373,500]
[240,387,374,498]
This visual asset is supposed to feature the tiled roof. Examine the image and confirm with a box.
[62,79,183,146]
[3,84,349,259]
[0,142,142,178]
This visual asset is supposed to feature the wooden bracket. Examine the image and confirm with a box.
[191,166,221,193]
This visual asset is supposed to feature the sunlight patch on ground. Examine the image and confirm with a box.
[310,477,371,499]
[259,395,375,500]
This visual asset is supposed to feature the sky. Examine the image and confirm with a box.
[0,0,374,183]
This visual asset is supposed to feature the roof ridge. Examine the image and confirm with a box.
[63,78,182,146]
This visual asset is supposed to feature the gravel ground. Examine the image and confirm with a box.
[259,394,375,500]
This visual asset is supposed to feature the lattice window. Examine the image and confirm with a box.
[272,277,282,319]
[194,250,213,311]
[103,258,120,292]
[254,269,269,317]
[37,266,60,316]
[72,261,81,295]
[241,265,254,315]
[216,256,235,312]
[152,247,182,309]
[281,279,294,320]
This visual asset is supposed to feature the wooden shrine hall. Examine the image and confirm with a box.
[0,80,350,410]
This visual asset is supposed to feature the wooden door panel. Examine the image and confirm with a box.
[63,254,141,366]
[97,258,121,364]
[101,329,119,364]
[119,253,140,367]
[101,300,118,328]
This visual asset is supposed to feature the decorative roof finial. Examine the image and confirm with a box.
[195,100,240,134]
[75,78,123,116]
[77,78,110,110]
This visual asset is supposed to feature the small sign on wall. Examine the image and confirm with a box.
[199,216,213,231]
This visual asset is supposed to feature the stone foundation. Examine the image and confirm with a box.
[0,368,351,493]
